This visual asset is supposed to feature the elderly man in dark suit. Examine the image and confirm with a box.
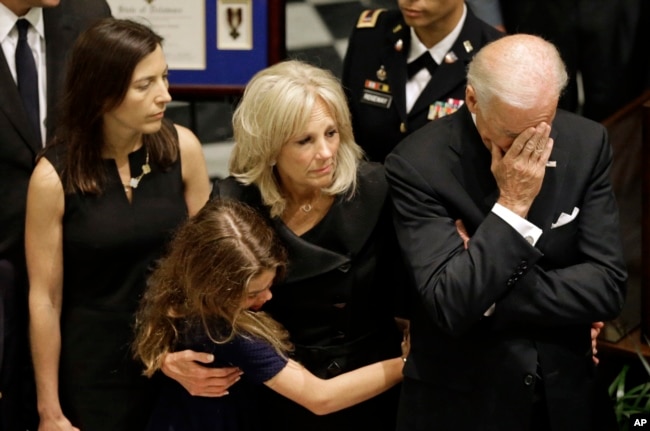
[385,34,627,431]
[0,1,111,428]
[342,0,502,162]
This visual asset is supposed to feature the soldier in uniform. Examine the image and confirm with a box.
[342,0,502,162]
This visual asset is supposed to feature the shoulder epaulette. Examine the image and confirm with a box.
[356,9,386,28]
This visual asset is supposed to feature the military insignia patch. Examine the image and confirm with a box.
[444,51,458,64]
[428,98,464,120]
[361,90,393,109]
[376,65,387,81]
[365,79,390,93]
[356,9,386,28]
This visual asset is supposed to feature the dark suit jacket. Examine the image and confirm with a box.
[0,2,111,429]
[385,105,627,431]
[0,260,13,377]
[341,7,502,162]
[0,0,111,261]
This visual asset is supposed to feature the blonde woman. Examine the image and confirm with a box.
[162,60,409,431]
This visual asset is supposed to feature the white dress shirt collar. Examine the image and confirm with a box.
[0,4,47,146]
[0,4,44,42]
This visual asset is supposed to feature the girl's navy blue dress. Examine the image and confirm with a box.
[146,324,288,431]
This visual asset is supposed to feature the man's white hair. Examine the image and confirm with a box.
[467,34,568,109]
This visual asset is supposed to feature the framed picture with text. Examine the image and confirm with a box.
[106,0,286,97]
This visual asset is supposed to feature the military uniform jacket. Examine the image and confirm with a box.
[342,8,502,162]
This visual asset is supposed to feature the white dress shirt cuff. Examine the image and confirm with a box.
[491,203,543,246]
[483,303,496,317]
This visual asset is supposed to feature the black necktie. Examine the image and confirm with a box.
[406,52,438,80]
[15,19,41,144]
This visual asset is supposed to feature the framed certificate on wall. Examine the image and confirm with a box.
[106,0,286,96]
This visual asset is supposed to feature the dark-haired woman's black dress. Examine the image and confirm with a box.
[45,142,187,431]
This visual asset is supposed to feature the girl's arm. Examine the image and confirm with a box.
[176,124,211,216]
[264,357,404,415]
[26,158,78,430]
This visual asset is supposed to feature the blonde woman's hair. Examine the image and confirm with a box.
[230,60,363,217]
[133,199,291,377]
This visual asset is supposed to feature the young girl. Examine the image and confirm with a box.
[133,199,405,431]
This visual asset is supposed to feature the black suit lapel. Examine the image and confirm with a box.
[526,128,566,234]
[274,163,388,283]
[453,137,498,216]
[273,223,351,283]
[0,48,40,154]
[44,9,78,138]
[450,106,498,229]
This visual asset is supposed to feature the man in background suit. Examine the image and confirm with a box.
[499,0,648,122]
[342,0,502,162]
[0,1,111,428]
[385,34,626,430]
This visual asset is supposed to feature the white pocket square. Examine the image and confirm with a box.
[551,207,579,229]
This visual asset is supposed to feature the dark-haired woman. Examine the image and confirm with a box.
[25,18,210,431]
